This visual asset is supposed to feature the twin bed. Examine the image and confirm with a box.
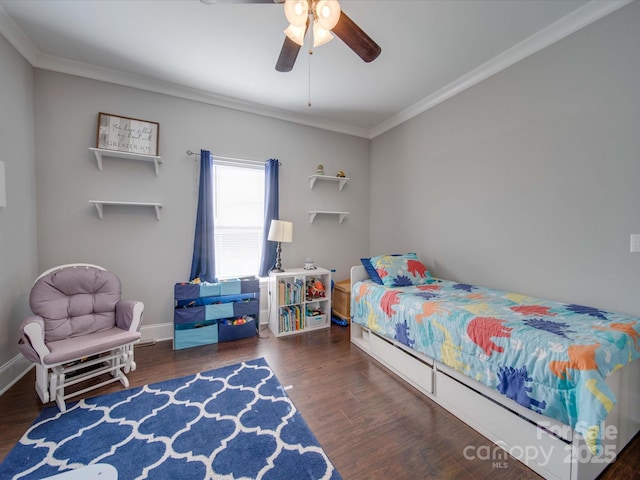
[349,254,640,480]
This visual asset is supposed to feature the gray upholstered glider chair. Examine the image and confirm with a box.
[18,264,143,412]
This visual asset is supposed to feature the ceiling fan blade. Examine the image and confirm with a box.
[275,36,303,72]
[331,11,381,63]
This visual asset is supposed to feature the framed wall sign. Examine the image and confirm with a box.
[96,113,159,156]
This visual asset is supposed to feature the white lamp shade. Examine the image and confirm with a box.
[316,0,341,30]
[268,220,293,243]
[313,22,333,47]
[284,23,306,46]
[284,0,308,27]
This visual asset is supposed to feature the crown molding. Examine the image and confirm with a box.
[34,52,370,138]
[1,2,632,141]
[0,5,39,64]
[0,6,369,139]
[367,0,634,139]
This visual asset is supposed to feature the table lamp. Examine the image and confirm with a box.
[267,219,293,273]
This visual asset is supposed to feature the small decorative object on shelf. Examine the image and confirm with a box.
[316,164,325,175]
[306,278,325,300]
[336,170,345,177]
[304,258,316,270]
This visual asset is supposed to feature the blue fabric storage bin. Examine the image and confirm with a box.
[174,306,205,324]
[233,299,259,317]
[174,283,200,301]
[182,293,254,307]
[174,323,218,350]
[174,277,259,350]
[202,293,253,305]
[199,283,221,297]
[205,303,234,320]
[174,319,216,330]
[220,279,241,295]
[218,317,256,342]
[240,278,260,293]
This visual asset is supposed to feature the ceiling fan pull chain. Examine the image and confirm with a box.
[308,48,313,107]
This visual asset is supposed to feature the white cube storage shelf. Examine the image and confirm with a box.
[268,268,331,337]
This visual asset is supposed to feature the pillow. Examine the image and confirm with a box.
[361,254,405,284]
[360,257,384,284]
[369,253,433,287]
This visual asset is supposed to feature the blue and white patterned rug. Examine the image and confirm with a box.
[0,358,341,480]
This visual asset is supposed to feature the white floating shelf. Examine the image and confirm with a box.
[308,210,349,224]
[308,174,349,191]
[89,147,162,176]
[89,200,163,221]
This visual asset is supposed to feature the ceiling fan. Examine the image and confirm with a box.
[201,0,381,72]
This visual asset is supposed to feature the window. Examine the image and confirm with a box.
[213,163,265,279]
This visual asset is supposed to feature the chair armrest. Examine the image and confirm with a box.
[116,300,144,332]
[18,316,50,363]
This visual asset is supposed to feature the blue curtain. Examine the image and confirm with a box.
[190,150,216,283]
[258,159,279,277]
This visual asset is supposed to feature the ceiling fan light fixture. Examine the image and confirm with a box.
[284,23,306,46]
[284,0,309,27]
[276,0,380,74]
[312,22,333,47]
[316,0,340,30]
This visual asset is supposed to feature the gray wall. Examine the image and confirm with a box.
[370,1,640,317]
[32,70,370,340]
[3,0,639,393]
[0,34,38,371]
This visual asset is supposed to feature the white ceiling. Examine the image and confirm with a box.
[0,0,630,138]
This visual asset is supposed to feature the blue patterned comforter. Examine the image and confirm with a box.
[351,279,640,452]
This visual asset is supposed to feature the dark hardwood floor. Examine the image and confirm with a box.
[1,325,638,479]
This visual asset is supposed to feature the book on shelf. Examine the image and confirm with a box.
[278,278,304,305]
[279,305,303,333]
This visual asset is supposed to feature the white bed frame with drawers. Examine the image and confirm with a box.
[350,265,640,480]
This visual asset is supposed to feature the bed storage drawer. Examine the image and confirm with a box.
[435,371,570,480]
[370,333,433,394]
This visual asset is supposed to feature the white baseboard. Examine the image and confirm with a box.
[139,322,174,344]
[0,354,33,397]
[1,315,270,396]
[0,322,171,397]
